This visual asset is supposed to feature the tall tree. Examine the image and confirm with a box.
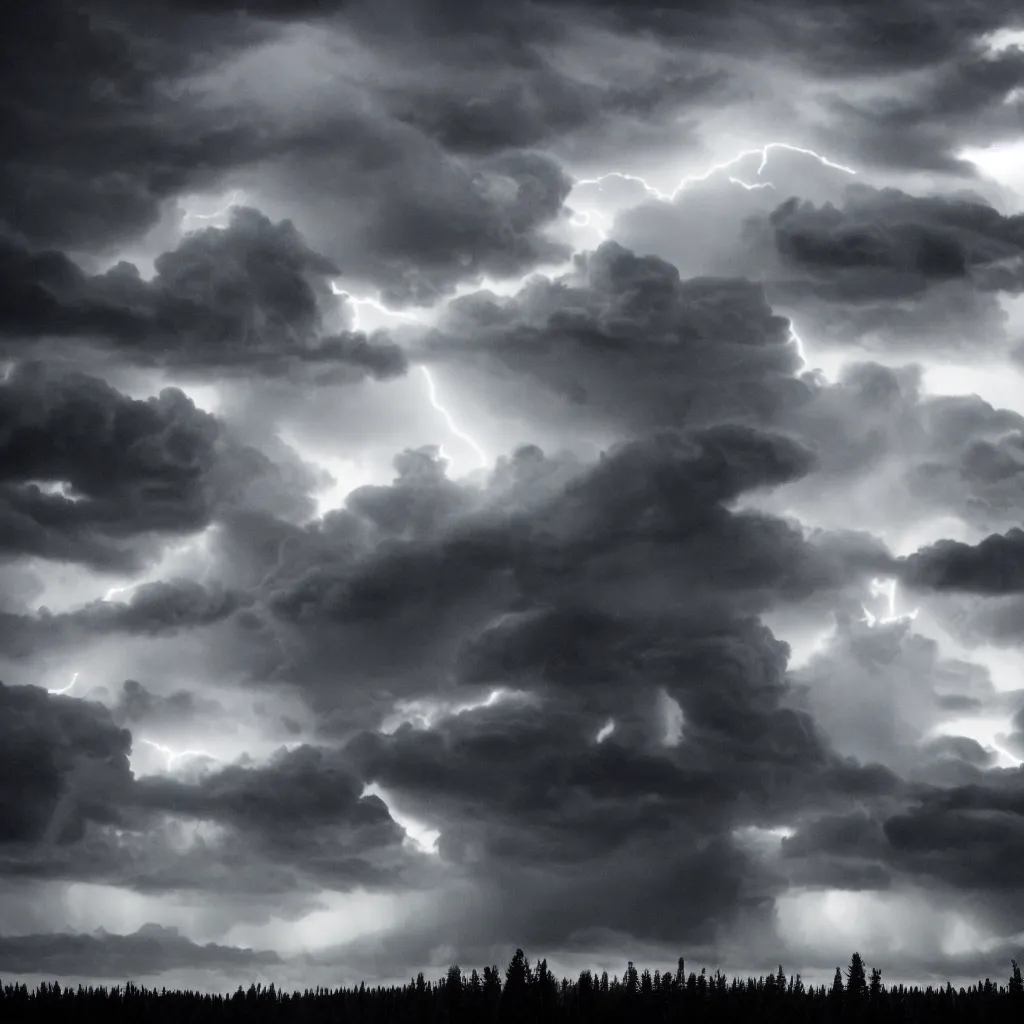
[869,966,883,1000]
[1010,960,1024,996]
[829,966,844,1011]
[845,953,867,999]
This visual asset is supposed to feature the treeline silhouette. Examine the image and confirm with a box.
[2,950,1023,1022]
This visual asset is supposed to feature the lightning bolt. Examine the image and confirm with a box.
[328,282,429,332]
[861,577,919,628]
[319,144,850,480]
[329,283,491,475]
[788,324,809,369]
[180,189,246,230]
[139,737,220,769]
[419,366,489,470]
[574,141,855,201]
[48,672,79,696]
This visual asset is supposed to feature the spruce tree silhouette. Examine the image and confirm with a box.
[869,966,883,1000]
[829,965,844,1014]
[1011,959,1023,996]
[845,953,867,1000]
[501,949,530,1023]
[624,961,639,996]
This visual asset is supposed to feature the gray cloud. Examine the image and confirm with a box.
[900,530,1024,594]
[0,362,321,570]
[0,683,133,846]
[0,210,409,382]
[0,925,283,979]
[425,241,805,437]
[0,581,247,660]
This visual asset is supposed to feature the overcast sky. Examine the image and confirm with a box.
[4,0,1024,996]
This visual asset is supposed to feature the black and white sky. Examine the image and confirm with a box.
[4,0,1024,995]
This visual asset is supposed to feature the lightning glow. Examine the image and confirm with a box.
[29,480,81,502]
[138,737,221,769]
[180,189,246,230]
[595,719,616,743]
[925,716,1023,770]
[361,782,441,855]
[860,577,919,628]
[659,689,685,747]
[788,324,809,369]
[573,141,856,202]
[379,687,520,734]
[419,365,489,470]
[48,672,79,696]
[329,282,429,333]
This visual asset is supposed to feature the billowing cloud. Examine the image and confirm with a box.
[0,362,320,570]
[900,529,1024,593]
[0,210,409,381]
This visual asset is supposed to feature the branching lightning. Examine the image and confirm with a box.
[180,189,246,230]
[48,672,79,696]
[139,737,221,769]
[788,324,809,368]
[861,577,919,628]
[314,145,853,482]
[329,282,429,332]
[574,142,855,201]
[419,366,489,470]
[328,283,490,474]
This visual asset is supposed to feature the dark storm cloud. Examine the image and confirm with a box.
[881,776,1024,891]
[900,529,1024,594]
[426,240,806,434]
[266,424,889,662]
[0,210,409,381]
[0,925,282,979]
[131,744,415,888]
[602,150,857,281]
[786,614,1011,779]
[0,0,577,309]
[424,240,1019,537]
[0,582,247,660]
[113,677,226,728]
[255,146,574,307]
[539,0,1022,75]
[342,607,901,950]
[0,683,133,846]
[383,56,730,157]
[0,0,275,253]
[192,420,895,759]
[0,683,422,894]
[817,46,1024,174]
[767,186,1024,296]
[745,363,1024,540]
[609,174,1024,358]
[0,362,323,570]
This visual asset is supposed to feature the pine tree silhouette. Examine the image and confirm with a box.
[829,965,844,1009]
[845,953,867,1000]
[1010,959,1023,996]
[869,966,883,999]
